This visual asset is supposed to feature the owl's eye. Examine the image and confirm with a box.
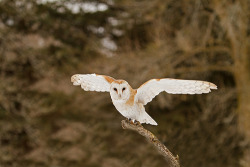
[113,88,117,92]
[122,87,126,91]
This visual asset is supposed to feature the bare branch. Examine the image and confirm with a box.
[121,120,180,167]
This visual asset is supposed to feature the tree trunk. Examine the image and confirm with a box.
[213,1,250,166]
[234,61,250,167]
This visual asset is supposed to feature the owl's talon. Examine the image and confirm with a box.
[127,119,135,124]
[127,118,132,123]
[135,120,141,125]
[126,118,134,124]
[130,119,141,126]
[132,120,141,125]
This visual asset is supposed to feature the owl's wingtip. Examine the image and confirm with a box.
[71,74,77,82]
[209,83,218,90]
[71,74,81,85]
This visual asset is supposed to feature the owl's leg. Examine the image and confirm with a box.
[126,118,131,122]
[131,119,141,125]
[126,118,140,125]
[134,120,141,126]
[126,118,133,124]
[126,118,136,124]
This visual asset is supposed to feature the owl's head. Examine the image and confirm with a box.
[110,80,131,101]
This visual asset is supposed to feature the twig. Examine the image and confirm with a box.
[121,120,180,167]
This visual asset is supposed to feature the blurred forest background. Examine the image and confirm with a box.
[0,0,249,167]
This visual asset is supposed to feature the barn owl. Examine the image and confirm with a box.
[71,74,217,125]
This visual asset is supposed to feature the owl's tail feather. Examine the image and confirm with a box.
[139,112,158,126]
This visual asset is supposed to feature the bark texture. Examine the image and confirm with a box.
[121,120,180,167]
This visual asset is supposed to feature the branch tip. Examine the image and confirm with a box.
[121,119,180,167]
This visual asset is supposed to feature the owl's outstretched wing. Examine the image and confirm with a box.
[136,78,217,105]
[71,74,115,92]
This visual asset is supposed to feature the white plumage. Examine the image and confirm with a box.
[136,79,217,105]
[71,74,217,125]
[71,74,114,92]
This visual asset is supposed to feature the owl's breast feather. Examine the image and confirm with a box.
[112,100,138,119]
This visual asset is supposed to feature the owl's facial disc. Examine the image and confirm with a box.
[110,80,130,101]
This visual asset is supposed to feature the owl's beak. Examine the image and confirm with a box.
[118,94,121,98]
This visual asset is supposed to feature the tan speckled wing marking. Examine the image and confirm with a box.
[98,75,115,84]
[136,78,217,105]
[126,89,137,106]
[113,80,126,84]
